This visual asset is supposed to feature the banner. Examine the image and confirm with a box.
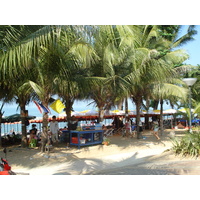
[33,101,42,113]
[33,101,51,114]
[50,99,65,113]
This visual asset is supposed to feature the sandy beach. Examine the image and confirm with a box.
[1,129,199,175]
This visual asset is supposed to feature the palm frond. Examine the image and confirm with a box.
[162,49,189,65]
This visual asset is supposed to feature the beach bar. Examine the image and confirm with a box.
[69,129,104,149]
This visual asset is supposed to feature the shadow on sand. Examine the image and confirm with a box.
[0,130,189,175]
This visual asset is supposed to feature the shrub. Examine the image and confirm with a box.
[171,131,200,158]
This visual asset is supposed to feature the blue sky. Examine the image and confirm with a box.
[180,25,200,66]
[3,25,200,117]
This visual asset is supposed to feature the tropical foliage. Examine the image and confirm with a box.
[171,131,200,157]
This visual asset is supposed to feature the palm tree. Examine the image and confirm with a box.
[158,25,197,49]
[0,25,67,148]
[29,49,61,129]
[185,65,200,103]
[0,25,46,147]
[150,25,198,109]
[0,25,99,145]
[15,87,33,147]
[1,62,36,147]
[0,92,13,148]
[0,66,34,147]
[119,25,191,138]
[30,25,98,128]
[150,81,187,134]
[84,25,139,122]
[47,26,98,125]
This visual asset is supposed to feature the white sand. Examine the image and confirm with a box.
[0,129,192,175]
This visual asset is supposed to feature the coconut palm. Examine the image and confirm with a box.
[1,61,36,147]
[29,52,59,129]
[118,25,191,138]
[50,26,98,124]
[84,25,140,122]
[150,81,188,134]
[0,86,14,147]
[150,25,198,109]
[29,25,98,128]
[0,66,35,147]
[0,25,47,77]
[158,25,197,49]
[14,81,33,147]
[0,25,47,147]
[184,65,200,104]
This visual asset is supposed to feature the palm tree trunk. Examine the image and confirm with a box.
[40,111,49,152]
[20,105,28,148]
[160,99,164,136]
[0,104,4,147]
[134,96,142,139]
[153,100,159,110]
[42,101,49,129]
[117,100,124,110]
[125,97,128,116]
[144,99,150,129]
[98,106,104,123]
[0,114,2,148]
[144,114,149,130]
[42,112,49,129]
[64,99,73,125]
[65,107,72,125]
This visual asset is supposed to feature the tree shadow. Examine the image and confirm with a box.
[52,151,147,175]
[0,130,182,175]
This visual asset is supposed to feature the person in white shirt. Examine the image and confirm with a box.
[49,115,59,143]
[125,117,132,137]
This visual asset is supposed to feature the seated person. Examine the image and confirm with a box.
[177,121,185,129]
[28,124,38,143]
[68,116,78,130]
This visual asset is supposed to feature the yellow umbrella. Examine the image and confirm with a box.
[80,110,91,113]
[178,108,194,113]
[153,110,160,113]
[111,110,120,113]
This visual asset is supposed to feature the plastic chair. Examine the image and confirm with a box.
[104,128,114,137]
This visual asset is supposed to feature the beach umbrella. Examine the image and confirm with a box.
[111,110,125,115]
[84,110,98,116]
[148,110,160,115]
[163,109,177,114]
[153,110,160,114]
[128,110,137,116]
[58,112,66,117]
[2,114,36,123]
[58,111,81,117]
[178,108,194,113]
[79,110,91,114]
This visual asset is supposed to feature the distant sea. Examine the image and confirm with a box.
[1,100,98,135]
[1,99,172,135]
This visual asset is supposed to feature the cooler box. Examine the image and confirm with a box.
[72,137,78,144]
[95,123,102,130]
[80,139,86,144]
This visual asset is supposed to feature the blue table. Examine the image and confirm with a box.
[69,130,103,149]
